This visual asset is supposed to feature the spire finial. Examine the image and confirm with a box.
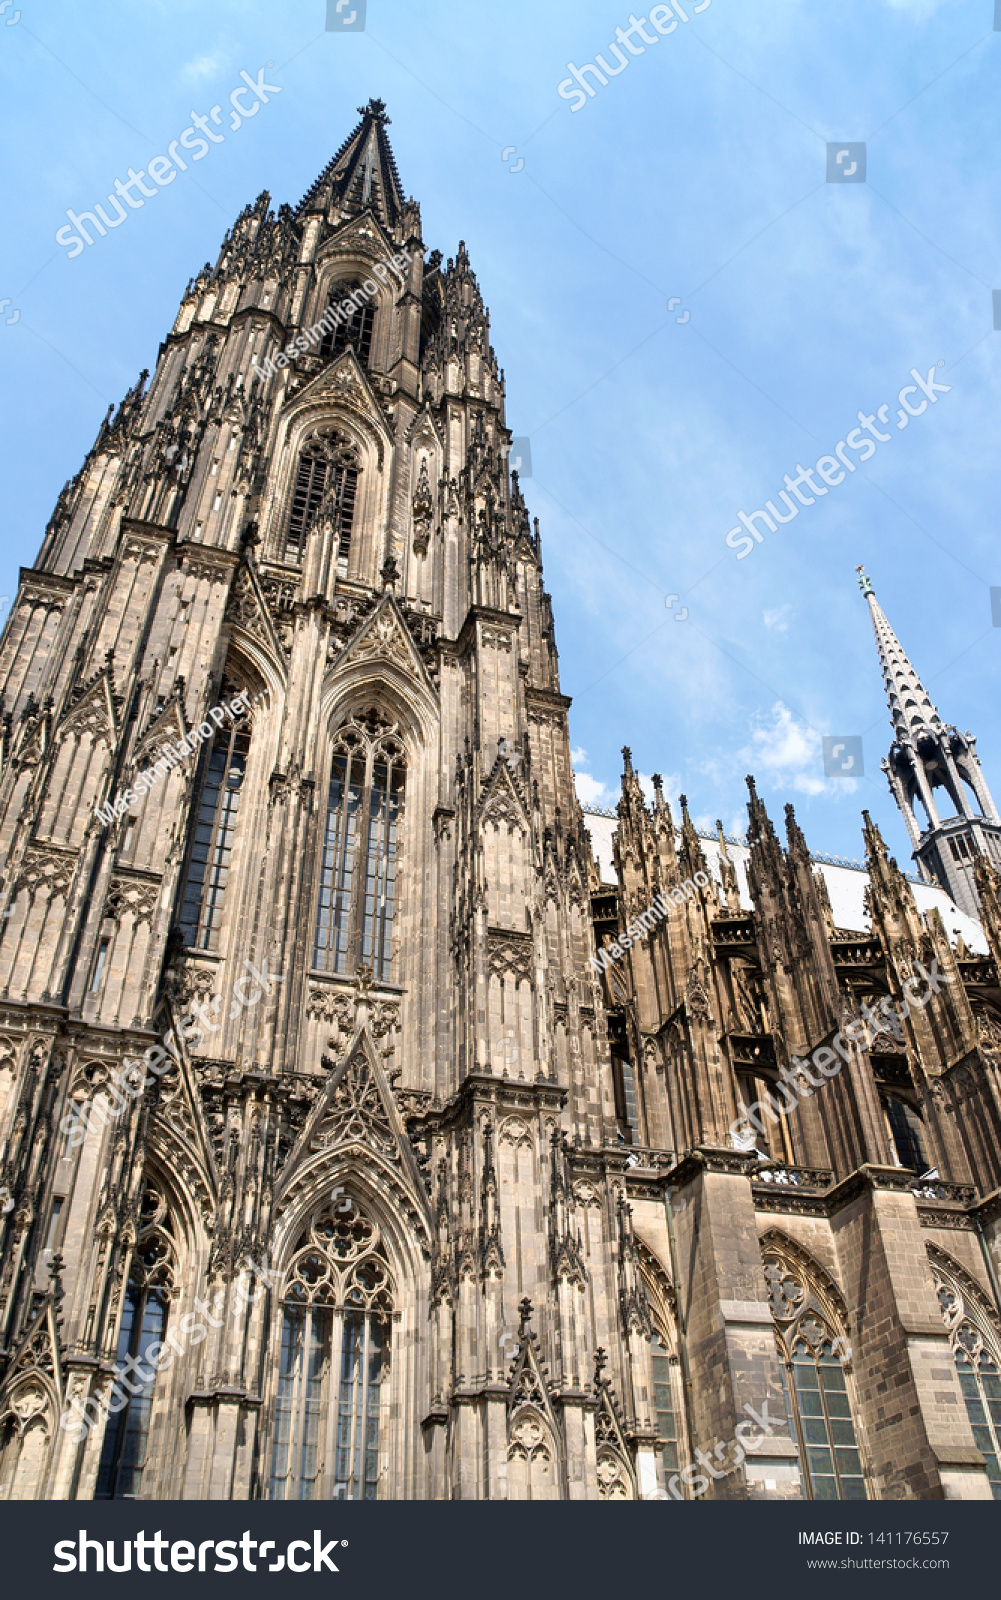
[856,564,874,598]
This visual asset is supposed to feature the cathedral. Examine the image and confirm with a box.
[1,100,1000,1504]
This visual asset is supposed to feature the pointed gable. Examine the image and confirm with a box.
[280,1027,428,1210]
[332,593,432,688]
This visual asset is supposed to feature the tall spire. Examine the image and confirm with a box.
[296,98,404,227]
[856,565,942,745]
[857,566,1001,918]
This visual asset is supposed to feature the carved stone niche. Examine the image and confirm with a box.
[412,457,434,557]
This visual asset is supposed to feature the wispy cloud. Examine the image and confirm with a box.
[181,53,225,86]
[740,702,858,798]
[763,605,791,633]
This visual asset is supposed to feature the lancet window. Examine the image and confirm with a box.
[932,1261,1001,1499]
[178,713,252,950]
[763,1246,866,1501]
[95,1186,176,1500]
[883,1095,929,1174]
[268,1197,394,1502]
[313,710,405,982]
[318,281,375,367]
[285,428,361,564]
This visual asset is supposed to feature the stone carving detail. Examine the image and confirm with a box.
[481,626,513,652]
[106,871,161,925]
[340,605,418,675]
[163,959,218,1011]
[488,930,533,982]
[498,1115,533,1149]
[312,1049,398,1162]
[15,846,77,899]
[225,566,271,646]
[411,456,434,556]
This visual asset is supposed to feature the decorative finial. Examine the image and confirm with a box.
[357,98,391,126]
[856,564,874,597]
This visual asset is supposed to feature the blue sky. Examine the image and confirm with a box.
[1,0,998,866]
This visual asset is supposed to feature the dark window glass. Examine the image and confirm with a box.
[313,733,404,981]
[955,1350,1001,1500]
[650,1334,679,1481]
[885,1096,928,1173]
[285,448,359,563]
[319,283,375,368]
[95,1284,165,1499]
[179,721,251,951]
[785,1342,866,1501]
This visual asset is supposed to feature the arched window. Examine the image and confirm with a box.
[932,1260,1001,1499]
[178,712,251,950]
[649,1332,681,1484]
[883,1095,929,1173]
[285,428,361,565]
[269,1196,393,1501]
[318,282,375,368]
[95,1186,175,1500]
[313,710,405,982]
[763,1246,866,1501]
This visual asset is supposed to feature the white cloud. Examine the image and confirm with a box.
[763,605,791,633]
[740,702,858,798]
[575,771,615,808]
[571,746,588,765]
[181,53,224,86]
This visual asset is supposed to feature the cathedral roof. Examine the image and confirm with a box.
[578,805,987,953]
[856,565,943,747]
[296,97,405,227]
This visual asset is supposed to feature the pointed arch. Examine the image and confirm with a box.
[927,1244,1001,1499]
[636,1239,683,1492]
[268,1191,394,1501]
[505,1313,561,1501]
[94,1179,180,1500]
[760,1230,866,1501]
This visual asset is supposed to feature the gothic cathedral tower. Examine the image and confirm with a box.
[0,100,647,1503]
[3,103,1000,1510]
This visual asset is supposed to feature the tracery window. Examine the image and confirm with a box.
[313,710,405,982]
[933,1261,1001,1499]
[318,281,375,367]
[285,428,361,564]
[763,1247,866,1501]
[178,714,251,950]
[95,1187,175,1500]
[269,1197,393,1502]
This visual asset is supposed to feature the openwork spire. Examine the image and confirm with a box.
[856,566,941,745]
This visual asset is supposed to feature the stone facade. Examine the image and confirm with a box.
[0,101,999,1503]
